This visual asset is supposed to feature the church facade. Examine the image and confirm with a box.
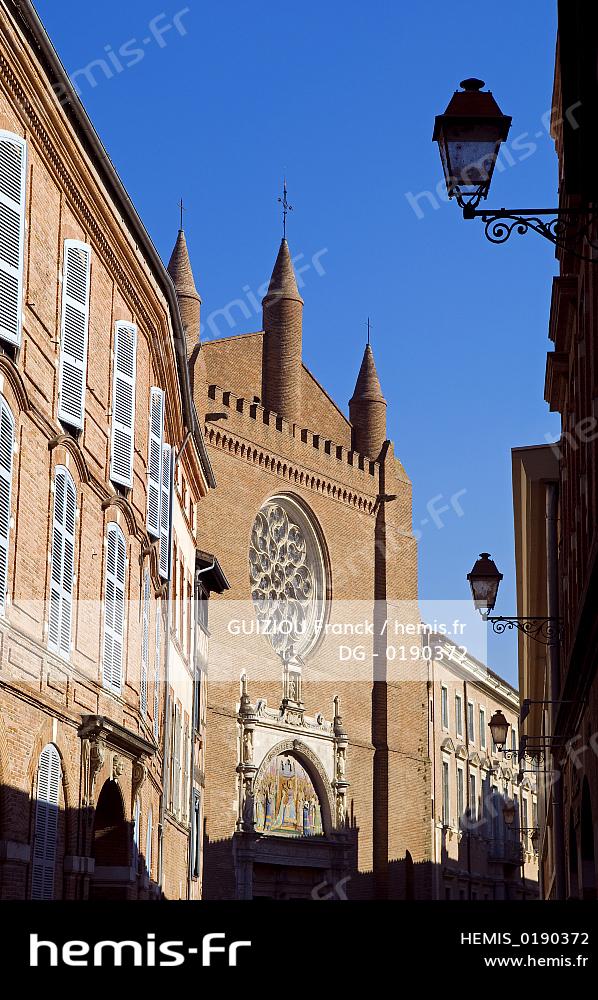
[170,234,433,899]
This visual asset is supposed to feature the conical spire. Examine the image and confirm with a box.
[350,343,386,404]
[167,227,205,406]
[167,229,201,303]
[167,227,201,365]
[261,239,303,423]
[263,238,304,306]
[349,343,387,459]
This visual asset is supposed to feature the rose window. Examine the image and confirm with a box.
[249,497,326,659]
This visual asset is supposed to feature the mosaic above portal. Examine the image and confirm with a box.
[254,754,324,837]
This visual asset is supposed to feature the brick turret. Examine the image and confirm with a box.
[261,238,303,423]
[168,227,206,402]
[349,343,387,459]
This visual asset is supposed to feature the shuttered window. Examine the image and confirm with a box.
[159,443,172,580]
[58,240,91,429]
[145,807,153,877]
[0,396,14,615]
[0,131,26,346]
[182,715,190,824]
[110,321,137,487]
[133,797,140,872]
[146,388,164,537]
[102,522,126,693]
[141,568,150,715]
[48,466,76,658]
[172,701,181,816]
[153,602,161,740]
[31,744,61,900]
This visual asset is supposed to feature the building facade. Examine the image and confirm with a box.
[514,0,598,901]
[0,0,218,899]
[189,236,431,900]
[429,635,538,900]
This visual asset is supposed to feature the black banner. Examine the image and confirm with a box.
[3,901,597,980]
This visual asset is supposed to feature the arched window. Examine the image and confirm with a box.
[102,522,126,693]
[0,395,14,615]
[48,465,76,658]
[249,495,328,661]
[31,744,61,900]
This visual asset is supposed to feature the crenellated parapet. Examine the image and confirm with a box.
[205,383,382,512]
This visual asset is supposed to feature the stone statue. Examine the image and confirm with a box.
[242,776,254,830]
[243,729,253,764]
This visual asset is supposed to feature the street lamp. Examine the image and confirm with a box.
[467,552,502,614]
[466,551,562,644]
[433,80,598,260]
[489,709,510,751]
[433,78,511,210]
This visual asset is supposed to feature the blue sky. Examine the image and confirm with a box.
[34,0,559,685]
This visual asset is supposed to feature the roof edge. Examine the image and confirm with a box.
[11,0,215,489]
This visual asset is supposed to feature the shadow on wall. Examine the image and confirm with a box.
[201,792,543,901]
[202,817,437,901]
[0,779,159,900]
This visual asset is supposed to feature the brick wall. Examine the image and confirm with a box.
[0,2,204,900]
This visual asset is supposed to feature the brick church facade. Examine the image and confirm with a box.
[177,235,433,899]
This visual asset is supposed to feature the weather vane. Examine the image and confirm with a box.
[179,197,185,231]
[367,317,372,345]
[278,178,293,239]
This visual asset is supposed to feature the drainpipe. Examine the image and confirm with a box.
[546,481,566,900]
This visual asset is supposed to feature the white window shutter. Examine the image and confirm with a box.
[102,522,126,693]
[153,603,161,740]
[0,397,14,614]
[0,131,26,346]
[173,702,181,816]
[31,743,61,900]
[145,806,152,876]
[48,466,76,658]
[146,388,164,537]
[158,443,171,580]
[110,321,137,487]
[141,569,150,715]
[58,240,91,429]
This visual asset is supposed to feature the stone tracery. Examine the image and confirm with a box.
[249,499,324,659]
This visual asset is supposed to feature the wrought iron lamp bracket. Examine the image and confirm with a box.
[458,199,598,262]
[481,614,563,644]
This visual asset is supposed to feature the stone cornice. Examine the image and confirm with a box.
[78,714,157,759]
